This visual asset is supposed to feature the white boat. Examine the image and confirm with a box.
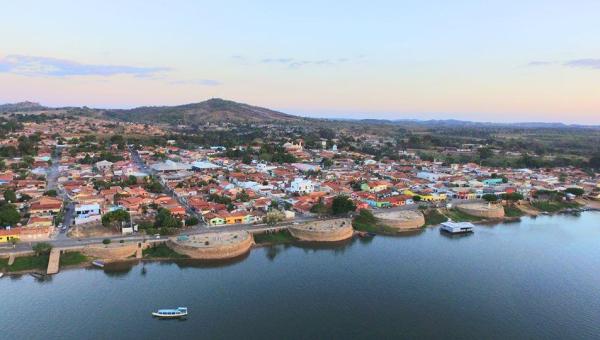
[441,221,474,234]
[0,273,4,278]
[152,307,188,318]
[92,260,105,268]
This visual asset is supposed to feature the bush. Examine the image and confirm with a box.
[102,239,111,245]
[32,242,53,256]
[185,216,199,226]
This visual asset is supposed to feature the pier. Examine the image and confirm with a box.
[46,248,61,275]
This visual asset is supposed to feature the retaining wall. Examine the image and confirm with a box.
[288,218,354,242]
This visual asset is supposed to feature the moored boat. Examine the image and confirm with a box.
[152,307,188,318]
[440,221,474,234]
[92,260,105,268]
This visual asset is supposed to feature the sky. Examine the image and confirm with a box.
[1,0,600,124]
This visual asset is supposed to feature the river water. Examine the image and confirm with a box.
[2,212,600,339]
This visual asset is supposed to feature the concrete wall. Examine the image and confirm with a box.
[167,234,253,260]
[288,218,354,242]
[81,242,144,260]
[456,203,505,219]
[375,211,425,230]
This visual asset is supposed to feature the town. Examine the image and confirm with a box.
[1,111,600,273]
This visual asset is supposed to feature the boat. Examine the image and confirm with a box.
[152,307,188,318]
[92,260,105,268]
[440,221,474,234]
[0,273,4,278]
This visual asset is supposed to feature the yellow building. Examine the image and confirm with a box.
[0,228,20,243]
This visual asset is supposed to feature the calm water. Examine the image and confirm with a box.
[2,212,600,339]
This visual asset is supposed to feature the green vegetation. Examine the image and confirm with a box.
[423,209,449,226]
[0,254,49,272]
[482,194,498,202]
[0,203,20,227]
[101,209,130,228]
[504,205,525,217]
[531,200,581,213]
[331,195,356,215]
[59,252,89,267]
[352,209,398,234]
[102,239,111,245]
[444,209,483,222]
[143,243,188,259]
[254,230,295,244]
[32,242,53,256]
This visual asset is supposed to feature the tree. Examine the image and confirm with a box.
[565,187,585,196]
[3,189,17,203]
[9,237,19,248]
[32,242,53,256]
[482,194,498,202]
[412,195,422,202]
[102,238,111,245]
[185,216,199,226]
[310,200,330,215]
[0,203,20,226]
[502,192,524,202]
[43,189,58,197]
[236,190,250,202]
[101,209,130,228]
[265,210,285,225]
[331,195,356,215]
[154,208,182,229]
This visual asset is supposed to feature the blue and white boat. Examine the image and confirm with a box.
[440,221,474,234]
[152,307,188,318]
[92,260,105,268]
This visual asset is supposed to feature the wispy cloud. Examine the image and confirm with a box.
[527,60,553,67]
[170,79,221,86]
[564,59,600,70]
[233,55,363,69]
[527,58,600,70]
[0,54,170,77]
[262,57,352,69]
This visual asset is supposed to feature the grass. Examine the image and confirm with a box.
[444,209,483,222]
[254,230,295,245]
[504,205,525,217]
[352,209,399,234]
[0,255,49,273]
[143,243,188,259]
[60,252,89,267]
[423,209,448,226]
[531,200,581,213]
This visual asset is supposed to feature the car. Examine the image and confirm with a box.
[154,234,161,239]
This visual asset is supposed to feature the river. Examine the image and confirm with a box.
[2,212,600,339]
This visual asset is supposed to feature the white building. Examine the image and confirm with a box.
[289,178,315,194]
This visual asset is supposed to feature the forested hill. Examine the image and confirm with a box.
[101,98,303,124]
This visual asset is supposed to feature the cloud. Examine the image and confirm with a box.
[260,57,354,69]
[527,60,553,67]
[564,59,600,70]
[0,54,170,77]
[170,79,221,86]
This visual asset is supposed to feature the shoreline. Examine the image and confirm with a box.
[2,207,598,278]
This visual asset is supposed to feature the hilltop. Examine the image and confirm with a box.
[101,98,303,124]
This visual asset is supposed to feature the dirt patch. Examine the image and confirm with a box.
[68,223,119,238]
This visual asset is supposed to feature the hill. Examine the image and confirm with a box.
[0,101,48,113]
[101,98,302,124]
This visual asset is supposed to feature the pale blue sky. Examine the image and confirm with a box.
[1,1,600,123]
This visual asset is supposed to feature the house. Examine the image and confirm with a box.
[289,178,314,194]
[204,212,226,226]
[29,196,63,215]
